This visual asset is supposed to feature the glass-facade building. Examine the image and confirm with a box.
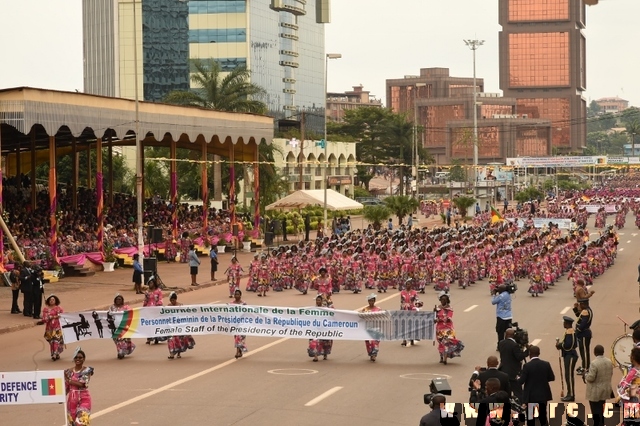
[386,68,552,163]
[498,0,588,152]
[83,0,325,132]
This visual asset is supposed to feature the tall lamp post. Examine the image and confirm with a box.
[464,39,484,196]
[413,83,426,198]
[132,0,143,258]
[323,53,341,230]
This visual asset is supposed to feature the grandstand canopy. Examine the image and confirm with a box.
[0,86,273,173]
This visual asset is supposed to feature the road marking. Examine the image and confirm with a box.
[619,233,626,236]
[268,369,318,376]
[620,248,625,252]
[90,292,400,421]
[633,233,638,237]
[560,307,571,314]
[464,305,478,312]
[304,386,343,407]
[400,373,452,381]
[628,240,632,244]
[530,339,541,346]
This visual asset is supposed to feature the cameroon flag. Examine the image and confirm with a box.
[490,206,504,224]
[41,378,64,396]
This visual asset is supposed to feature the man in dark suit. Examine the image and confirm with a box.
[20,261,34,317]
[419,394,454,426]
[498,328,529,401]
[518,346,555,426]
[470,378,512,426]
[477,356,511,396]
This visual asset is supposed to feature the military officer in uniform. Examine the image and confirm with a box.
[556,316,579,402]
[573,298,593,375]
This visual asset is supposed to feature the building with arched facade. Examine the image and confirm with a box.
[271,138,356,197]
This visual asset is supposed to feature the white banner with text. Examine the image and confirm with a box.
[60,305,435,343]
[0,370,65,406]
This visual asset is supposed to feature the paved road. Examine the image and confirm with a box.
[1,216,639,425]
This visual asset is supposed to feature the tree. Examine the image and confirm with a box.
[163,59,267,114]
[383,195,419,224]
[362,205,391,230]
[255,142,289,214]
[452,196,476,218]
[36,149,134,194]
[587,100,602,117]
[625,119,640,158]
[515,187,543,203]
[383,113,414,196]
[448,160,466,183]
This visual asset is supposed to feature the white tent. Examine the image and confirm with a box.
[266,189,363,211]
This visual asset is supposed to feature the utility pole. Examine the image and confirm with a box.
[299,111,305,190]
[464,39,485,197]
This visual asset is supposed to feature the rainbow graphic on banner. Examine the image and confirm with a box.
[116,309,142,339]
[41,378,63,396]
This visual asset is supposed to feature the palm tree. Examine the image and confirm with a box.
[363,205,392,230]
[383,113,414,196]
[163,59,267,114]
[625,119,640,161]
[383,195,419,224]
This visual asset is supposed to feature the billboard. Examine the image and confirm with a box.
[478,166,513,182]
[506,156,607,168]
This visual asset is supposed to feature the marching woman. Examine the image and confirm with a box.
[360,293,382,362]
[434,292,464,365]
[109,294,136,359]
[230,289,248,359]
[65,348,94,426]
[400,279,423,346]
[224,256,244,298]
[166,292,196,359]
[42,294,64,361]
[307,295,333,362]
[256,254,271,297]
[313,267,333,306]
[144,277,164,344]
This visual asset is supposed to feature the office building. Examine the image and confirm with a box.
[498,0,589,152]
[386,68,552,164]
[326,85,382,123]
[594,97,629,114]
[82,0,325,131]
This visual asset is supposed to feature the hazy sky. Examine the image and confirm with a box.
[1,0,638,107]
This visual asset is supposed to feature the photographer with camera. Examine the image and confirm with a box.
[498,328,529,401]
[492,284,513,350]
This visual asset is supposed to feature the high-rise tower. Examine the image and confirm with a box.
[499,0,588,152]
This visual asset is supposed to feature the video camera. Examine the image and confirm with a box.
[468,367,487,392]
[423,377,452,405]
[511,322,529,347]
[505,282,518,294]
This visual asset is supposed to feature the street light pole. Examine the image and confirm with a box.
[133,0,143,259]
[323,53,341,231]
[464,39,484,196]
[413,83,426,199]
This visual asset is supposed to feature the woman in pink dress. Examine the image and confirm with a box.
[256,255,271,297]
[224,256,244,298]
[42,294,64,361]
[144,277,164,344]
[166,292,196,359]
[65,349,94,426]
[313,267,332,306]
[361,293,382,362]
[434,292,464,365]
[400,279,423,346]
[109,294,136,359]
[230,289,248,359]
[308,295,334,362]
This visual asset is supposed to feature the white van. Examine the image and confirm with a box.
[435,172,450,180]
